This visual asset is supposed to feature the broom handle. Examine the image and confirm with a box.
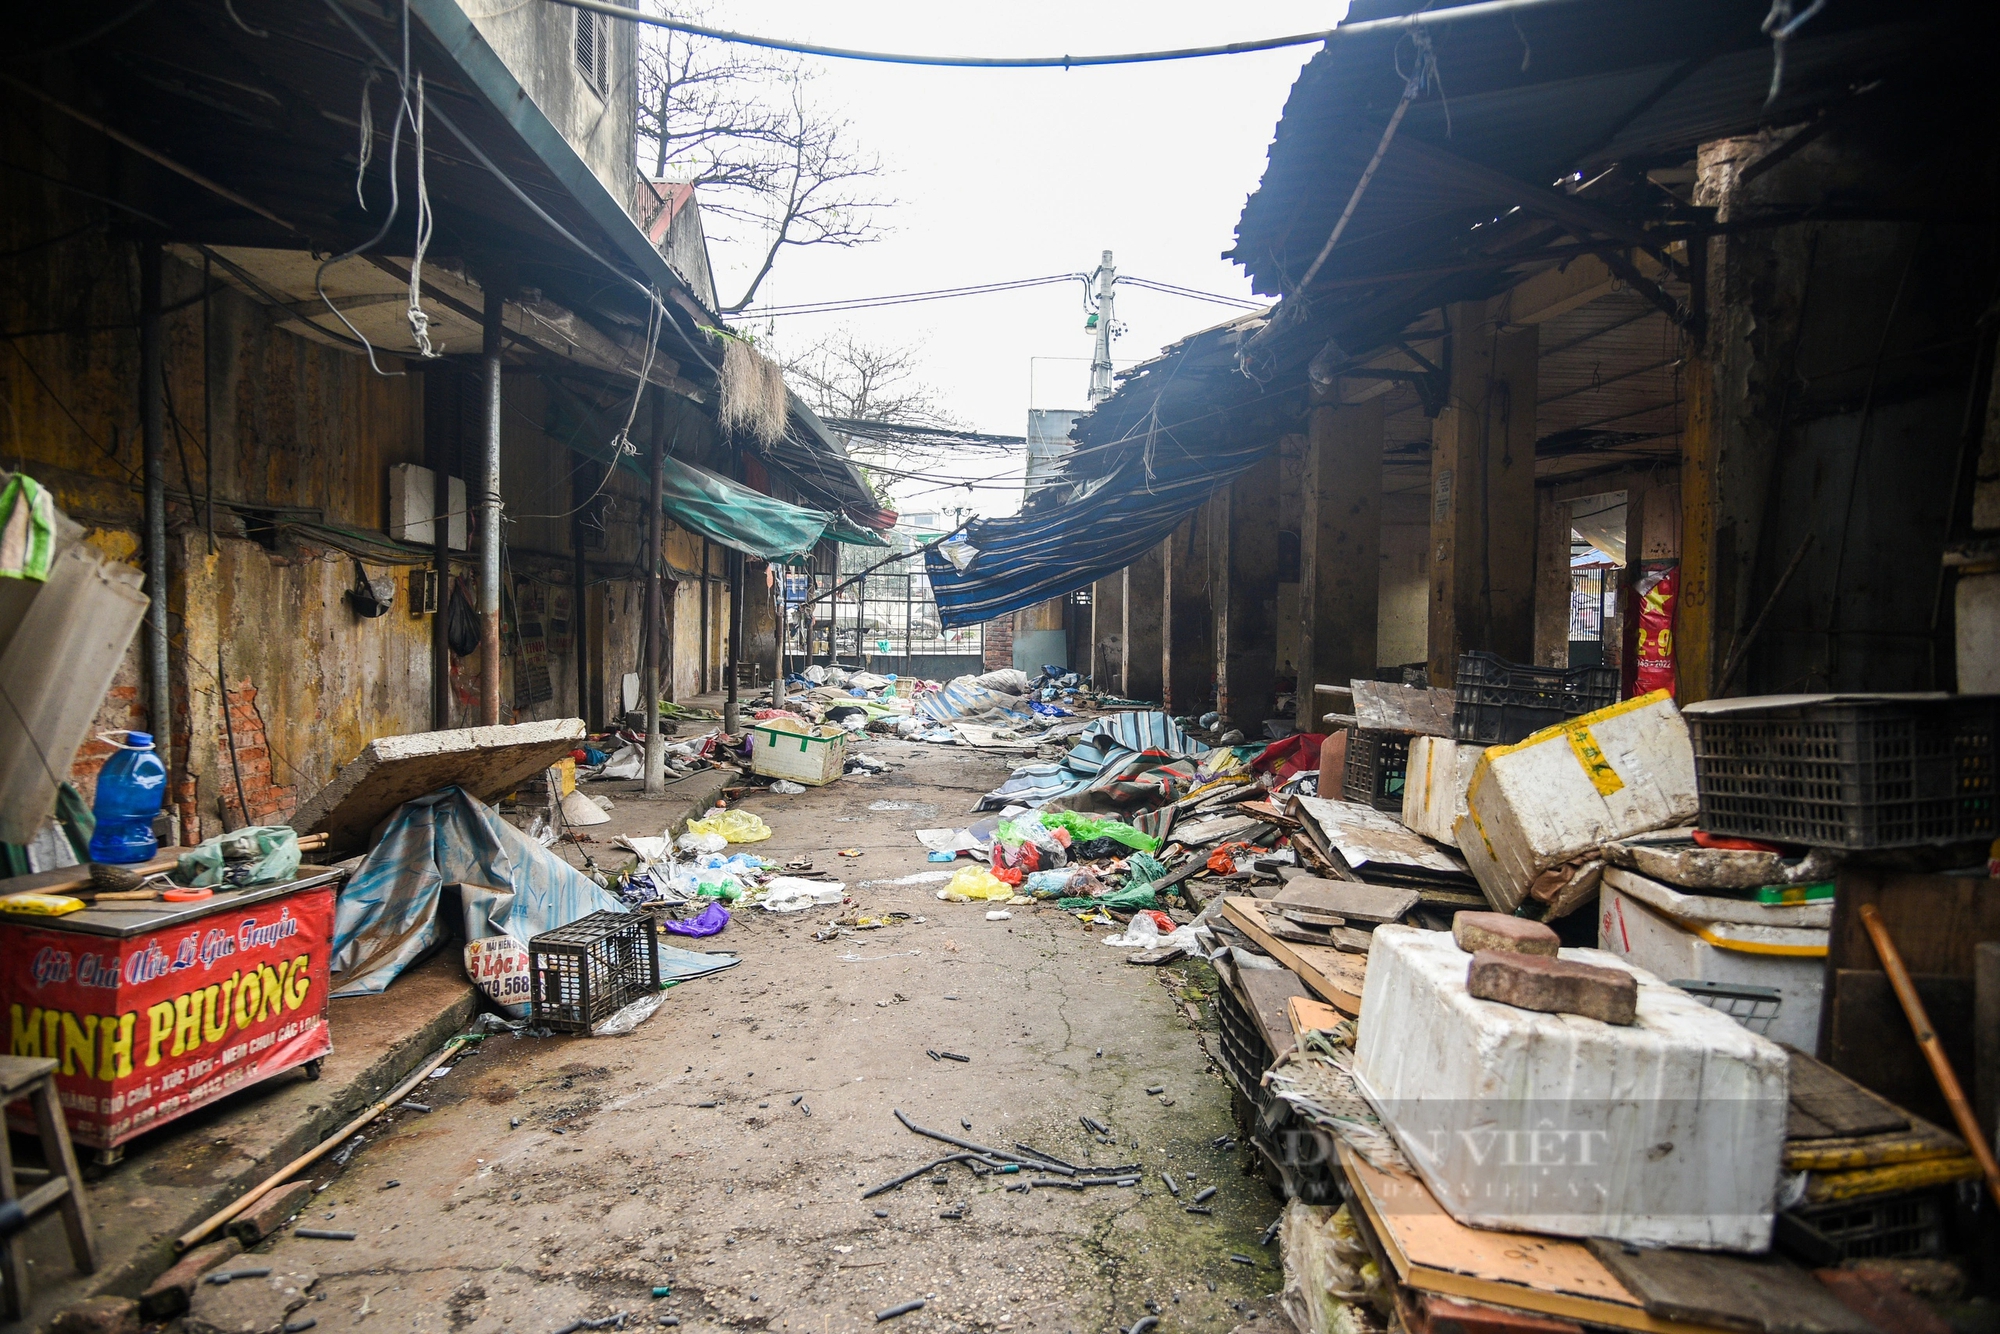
[1857,903,2000,1208]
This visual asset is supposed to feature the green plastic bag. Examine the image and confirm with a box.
[1056,882,1158,913]
[1040,810,1159,853]
[175,826,301,888]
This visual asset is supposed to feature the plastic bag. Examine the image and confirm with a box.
[1039,810,1159,853]
[761,877,845,912]
[938,865,1013,902]
[175,825,301,888]
[677,829,729,854]
[1105,909,1201,949]
[446,578,480,657]
[683,809,772,844]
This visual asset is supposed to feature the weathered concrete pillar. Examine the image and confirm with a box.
[1217,452,1283,729]
[1532,489,1570,667]
[1427,302,1537,687]
[1121,542,1166,702]
[1090,574,1124,688]
[1163,506,1215,714]
[1297,393,1382,730]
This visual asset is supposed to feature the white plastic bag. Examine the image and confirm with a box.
[760,877,846,912]
[1104,909,1204,952]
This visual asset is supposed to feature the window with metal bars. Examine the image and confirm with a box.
[574,11,607,95]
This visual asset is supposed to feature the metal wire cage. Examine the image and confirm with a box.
[528,910,661,1032]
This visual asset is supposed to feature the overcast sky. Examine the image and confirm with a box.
[670,2,1348,518]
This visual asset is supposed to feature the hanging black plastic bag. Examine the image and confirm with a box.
[447,577,480,657]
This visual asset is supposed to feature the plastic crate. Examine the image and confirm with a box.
[1684,696,2000,849]
[1342,728,1410,813]
[528,910,661,1032]
[1672,979,1783,1036]
[1775,1189,1949,1266]
[748,723,847,786]
[1452,651,1619,745]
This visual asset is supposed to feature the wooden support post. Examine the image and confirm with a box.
[1427,301,1537,687]
[724,550,743,733]
[643,390,665,797]
[1219,452,1284,728]
[1297,393,1382,731]
[1122,541,1166,702]
[1091,573,1125,689]
[1163,506,1215,714]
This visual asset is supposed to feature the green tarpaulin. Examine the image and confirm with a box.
[654,454,832,561]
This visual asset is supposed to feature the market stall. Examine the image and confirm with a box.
[0,868,340,1162]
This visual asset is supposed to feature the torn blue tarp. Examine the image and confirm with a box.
[977,711,1208,812]
[329,786,736,1001]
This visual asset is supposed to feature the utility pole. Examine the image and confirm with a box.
[1088,249,1118,405]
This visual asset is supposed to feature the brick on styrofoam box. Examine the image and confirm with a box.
[1402,735,1485,848]
[1451,911,1559,958]
[1353,924,1787,1252]
[1452,691,1697,915]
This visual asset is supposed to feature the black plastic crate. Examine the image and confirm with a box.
[1342,728,1410,813]
[528,910,661,1032]
[1775,1189,1949,1266]
[1453,651,1619,745]
[1686,696,2000,849]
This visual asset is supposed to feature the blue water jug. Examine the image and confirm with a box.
[87,731,168,864]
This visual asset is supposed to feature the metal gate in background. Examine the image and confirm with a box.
[790,545,983,680]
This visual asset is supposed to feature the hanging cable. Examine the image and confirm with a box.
[536,0,1594,69]
[738,274,1081,320]
[405,70,439,358]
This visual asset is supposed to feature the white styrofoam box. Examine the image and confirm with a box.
[1453,691,1697,914]
[1599,868,1826,1051]
[748,723,847,786]
[388,463,468,550]
[1353,924,1787,1252]
[1401,735,1485,848]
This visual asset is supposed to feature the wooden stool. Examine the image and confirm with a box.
[0,1056,95,1319]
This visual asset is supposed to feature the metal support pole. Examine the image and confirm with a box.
[699,539,711,693]
[139,240,173,787]
[643,391,666,796]
[771,571,786,709]
[572,472,590,725]
[724,549,743,733]
[478,286,505,726]
[429,379,452,730]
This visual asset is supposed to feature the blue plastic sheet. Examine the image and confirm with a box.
[330,786,737,1000]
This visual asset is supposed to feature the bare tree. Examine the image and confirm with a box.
[781,331,959,430]
[636,4,890,314]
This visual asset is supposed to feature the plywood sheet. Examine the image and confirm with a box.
[1339,1146,1739,1334]
[1783,1046,1907,1140]
[1274,878,1419,923]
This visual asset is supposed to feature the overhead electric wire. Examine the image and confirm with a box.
[540,0,1595,69]
[1116,277,1266,309]
[739,273,1080,319]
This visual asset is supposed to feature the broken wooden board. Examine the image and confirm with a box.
[1221,896,1366,1015]
[1338,1145,1739,1334]
[1280,906,1348,929]
[1237,964,1312,1058]
[1583,1240,1877,1334]
[1350,681,1456,737]
[1275,877,1420,923]
[292,718,586,852]
[1291,794,1470,879]
[1287,995,1342,1038]
[1784,1045,1908,1141]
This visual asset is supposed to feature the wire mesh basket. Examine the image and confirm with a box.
[1671,979,1783,1036]
[1452,651,1619,745]
[528,910,661,1033]
[1342,728,1410,813]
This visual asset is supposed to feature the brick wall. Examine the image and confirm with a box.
[981,614,1014,671]
[172,676,297,837]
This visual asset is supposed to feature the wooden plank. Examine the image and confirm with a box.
[1220,897,1366,1015]
[1275,878,1420,923]
[1350,681,1456,737]
[1827,970,1975,1131]
[1237,966,1311,1058]
[1338,1146,1741,1334]
[1583,1241,1876,1334]
[1286,995,1342,1038]
[1783,1046,1908,1140]
[1977,942,1999,1147]
[1827,868,2000,979]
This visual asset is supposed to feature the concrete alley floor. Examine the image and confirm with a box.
[219,735,1292,1334]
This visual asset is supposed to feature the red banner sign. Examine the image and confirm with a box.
[1,885,334,1148]
[1632,561,1679,699]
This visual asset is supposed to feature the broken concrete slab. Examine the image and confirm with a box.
[1451,911,1559,957]
[291,718,586,852]
[1466,948,1638,1025]
[184,1262,317,1334]
[1273,878,1419,924]
[140,1238,241,1320]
